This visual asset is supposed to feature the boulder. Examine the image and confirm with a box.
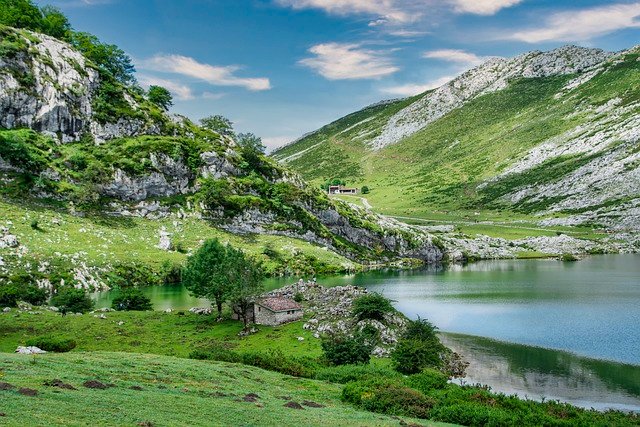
[15,346,47,354]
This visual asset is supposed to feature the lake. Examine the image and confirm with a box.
[93,254,640,411]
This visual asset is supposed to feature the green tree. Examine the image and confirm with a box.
[40,5,71,40]
[352,293,395,322]
[70,32,136,85]
[391,318,446,374]
[321,332,372,366]
[50,288,94,313]
[182,239,233,319]
[361,185,370,194]
[0,0,43,32]
[200,115,234,137]
[226,246,264,329]
[111,288,153,311]
[236,132,265,154]
[147,85,173,111]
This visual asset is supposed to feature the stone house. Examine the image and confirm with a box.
[328,185,358,195]
[234,297,303,326]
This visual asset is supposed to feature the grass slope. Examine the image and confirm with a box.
[0,351,445,426]
[0,199,356,277]
[275,52,640,239]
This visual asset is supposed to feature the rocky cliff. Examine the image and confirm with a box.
[0,27,163,143]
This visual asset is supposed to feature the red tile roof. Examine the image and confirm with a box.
[257,297,302,312]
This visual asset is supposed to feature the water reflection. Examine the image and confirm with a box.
[441,333,640,412]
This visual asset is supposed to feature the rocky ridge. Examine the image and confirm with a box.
[369,46,613,150]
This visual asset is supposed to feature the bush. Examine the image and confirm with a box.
[322,333,372,366]
[106,262,162,289]
[342,378,434,419]
[561,253,578,262]
[0,283,47,307]
[404,369,449,392]
[111,288,153,311]
[30,219,40,230]
[403,317,439,341]
[351,293,395,322]
[25,336,76,353]
[392,338,443,375]
[429,402,517,426]
[50,288,94,313]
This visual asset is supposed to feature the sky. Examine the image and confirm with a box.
[37,0,640,151]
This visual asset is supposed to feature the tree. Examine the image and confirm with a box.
[182,239,233,319]
[50,288,94,313]
[40,5,71,40]
[391,318,446,374]
[321,332,372,366]
[0,0,44,32]
[361,186,370,194]
[200,115,234,137]
[227,246,264,329]
[352,293,395,322]
[111,288,153,311]
[236,132,265,154]
[70,32,136,85]
[147,85,173,111]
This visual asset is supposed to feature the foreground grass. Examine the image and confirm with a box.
[0,351,445,426]
[0,310,321,359]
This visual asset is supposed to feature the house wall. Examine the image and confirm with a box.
[254,305,303,326]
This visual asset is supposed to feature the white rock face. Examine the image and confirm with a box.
[0,30,161,142]
[157,227,172,251]
[15,346,46,355]
[370,46,612,150]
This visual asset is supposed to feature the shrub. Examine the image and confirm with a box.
[361,186,370,194]
[0,283,47,307]
[342,378,434,419]
[106,262,162,289]
[561,253,578,262]
[50,288,94,313]
[429,402,517,426]
[293,292,304,303]
[322,333,372,366]
[111,288,153,311]
[404,369,449,392]
[351,293,395,322]
[391,338,443,375]
[30,219,40,230]
[403,317,439,341]
[25,336,76,353]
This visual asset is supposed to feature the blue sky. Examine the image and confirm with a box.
[39,0,640,150]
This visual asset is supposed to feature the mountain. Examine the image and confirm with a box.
[273,46,640,243]
[0,25,444,289]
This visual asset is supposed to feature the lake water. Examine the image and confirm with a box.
[93,254,640,411]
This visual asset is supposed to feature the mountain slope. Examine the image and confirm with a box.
[0,25,447,292]
[273,45,640,239]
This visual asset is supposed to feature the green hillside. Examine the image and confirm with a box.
[274,48,640,240]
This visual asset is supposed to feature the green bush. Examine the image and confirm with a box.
[429,402,517,426]
[351,293,395,322]
[321,333,372,366]
[50,288,94,313]
[25,336,76,353]
[315,363,400,384]
[0,283,47,307]
[106,262,162,289]
[342,378,434,419]
[404,369,449,393]
[111,288,153,311]
[392,338,443,375]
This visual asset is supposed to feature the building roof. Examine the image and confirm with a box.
[257,297,302,312]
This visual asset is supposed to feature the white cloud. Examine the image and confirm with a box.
[509,2,640,43]
[276,0,413,24]
[138,75,194,101]
[140,54,271,91]
[449,0,522,15]
[423,49,486,66]
[299,43,399,80]
[381,75,455,96]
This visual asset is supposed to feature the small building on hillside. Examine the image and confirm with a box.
[328,185,358,195]
[233,297,303,326]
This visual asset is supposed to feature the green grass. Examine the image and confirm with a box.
[0,351,447,426]
[0,309,322,359]
[0,198,356,275]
